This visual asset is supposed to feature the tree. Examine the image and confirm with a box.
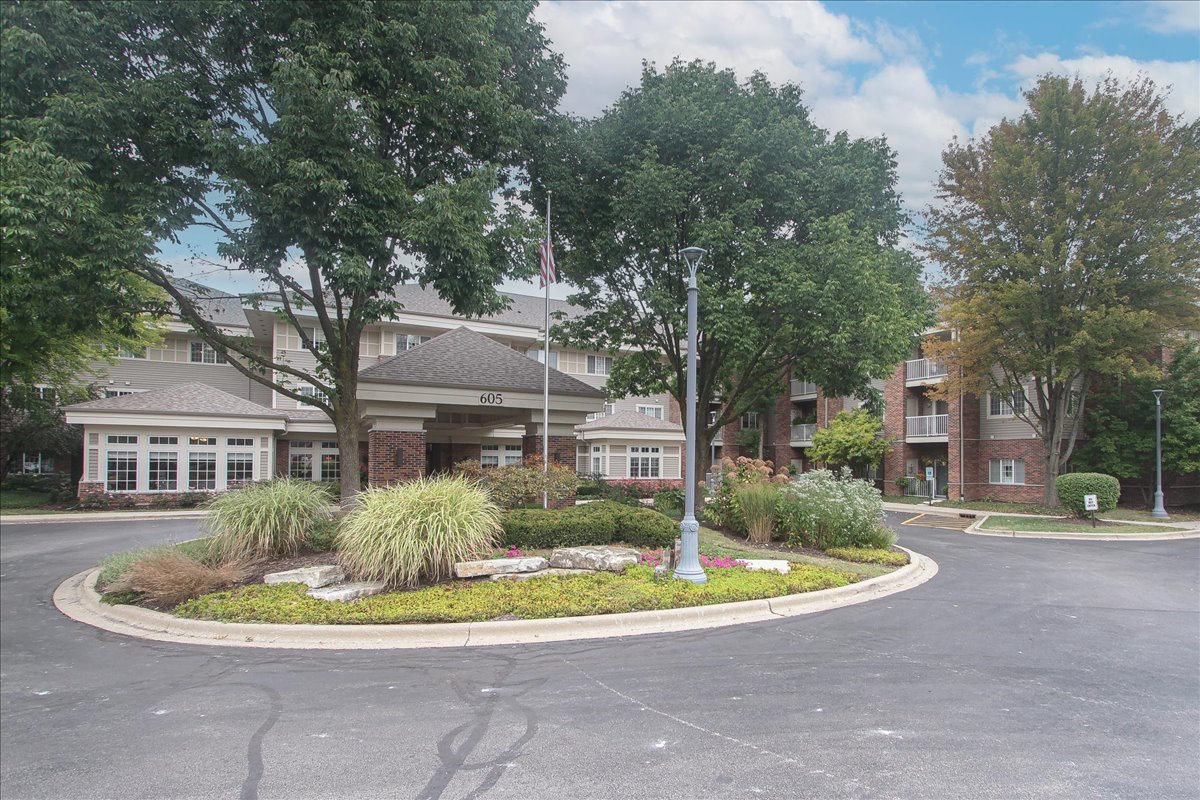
[924,75,1200,505]
[534,61,930,475]
[1073,342,1200,504]
[4,1,566,500]
[808,408,893,478]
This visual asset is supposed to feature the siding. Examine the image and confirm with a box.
[91,356,257,401]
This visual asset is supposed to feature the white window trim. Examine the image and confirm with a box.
[98,430,265,493]
[628,445,662,479]
[988,390,1027,418]
[988,458,1026,485]
[636,405,664,420]
[586,354,613,376]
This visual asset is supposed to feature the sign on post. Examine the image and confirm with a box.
[1084,494,1099,528]
[925,466,935,503]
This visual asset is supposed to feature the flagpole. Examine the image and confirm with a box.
[542,192,551,509]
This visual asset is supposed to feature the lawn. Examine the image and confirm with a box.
[979,515,1191,534]
[0,489,55,515]
[935,498,1200,523]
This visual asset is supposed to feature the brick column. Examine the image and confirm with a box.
[881,362,907,495]
[948,390,981,501]
[368,430,426,486]
[275,440,290,478]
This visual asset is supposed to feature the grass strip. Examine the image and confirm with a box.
[979,515,1189,534]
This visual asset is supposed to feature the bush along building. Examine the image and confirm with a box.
[56,282,686,504]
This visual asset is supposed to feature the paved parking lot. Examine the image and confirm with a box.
[1,513,1197,799]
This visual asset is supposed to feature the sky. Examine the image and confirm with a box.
[166,0,1200,301]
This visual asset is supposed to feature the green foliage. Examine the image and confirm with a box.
[925,75,1200,504]
[455,456,580,509]
[808,409,893,475]
[778,468,889,550]
[536,60,930,456]
[306,519,338,552]
[703,456,789,533]
[736,483,780,545]
[1074,342,1200,500]
[336,476,502,587]
[501,501,677,550]
[1055,473,1121,517]
[652,489,684,516]
[176,563,856,624]
[204,480,333,561]
[825,547,907,566]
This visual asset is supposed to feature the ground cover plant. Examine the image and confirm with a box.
[204,479,333,561]
[696,527,895,579]
[337,475,502,587]
[175,563,857,624]
[825,547,908,566]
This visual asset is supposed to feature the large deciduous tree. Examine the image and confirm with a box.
[4,1,565,500]
[924,75,1200,505]
[534,61,929,474]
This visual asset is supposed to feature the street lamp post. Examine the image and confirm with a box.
[1151,388,1168,519]
[674,246,708,584]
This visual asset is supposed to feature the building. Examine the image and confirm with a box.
[55,282,686,500]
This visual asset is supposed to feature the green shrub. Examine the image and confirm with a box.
[1055,473,1120,517]
[336,475,502,587]
[778,467,888,550]
[737,483,779,544]
[501,501,676,549]
[204,479,333,561]
[306,519,338,552]
[825,546,908,566]
[576,481,603,498]
[703,456,790,532]
[455,455,580,508]
[653,488,684,515]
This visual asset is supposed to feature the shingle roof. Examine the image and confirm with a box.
[575,410,684,432]
[172,279,250,329]
[389,284,584,329]
[358,327,606,397]
[66,383,284,419]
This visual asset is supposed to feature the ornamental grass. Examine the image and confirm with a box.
[108,550,250,606]
[737,482,780,544]
[205,479,333,561]
[336,475,502,587]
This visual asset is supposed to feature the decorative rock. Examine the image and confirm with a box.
[549,546,640,573]
[489,568,592,582]
[454,557,549,579]
[307,581,386,602]
[740,559,791,574]
[264,565,345,588]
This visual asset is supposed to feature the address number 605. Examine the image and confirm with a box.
[479,392,503,405]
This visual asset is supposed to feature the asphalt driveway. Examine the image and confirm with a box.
[1,513,1197,799]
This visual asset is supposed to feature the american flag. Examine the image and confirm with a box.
[539,239,556,288]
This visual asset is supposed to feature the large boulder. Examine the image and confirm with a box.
[454,557,549,579]
[489,568,593,582]
[549,546,640,573]
[307,581,386,602]
[740,559,790,574]
[264,565,344,588]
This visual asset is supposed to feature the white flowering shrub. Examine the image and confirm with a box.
[777,467,894,550]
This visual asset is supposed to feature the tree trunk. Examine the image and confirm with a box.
[1042,446,1061,506]
[333,402,362,506]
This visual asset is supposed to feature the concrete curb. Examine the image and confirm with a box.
[1,510,210,525]
[53,547,937,650]
[961,517,1200,541]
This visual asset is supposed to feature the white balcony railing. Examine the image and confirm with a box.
[790,379,818,397]
[906,358,948,382]
[906,414,949,438]
[791,423,817,442]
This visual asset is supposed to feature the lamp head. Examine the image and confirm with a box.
[1152,388,1164,403]
[678,246,706,279]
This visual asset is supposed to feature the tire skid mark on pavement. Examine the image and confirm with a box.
[561,656,801,767]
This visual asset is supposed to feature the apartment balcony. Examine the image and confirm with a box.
[905,358,948,386]
[906,414,949,441]
[790,379,818,399]
[790,423,817,445]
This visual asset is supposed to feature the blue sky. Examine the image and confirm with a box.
[167,0,1199,299]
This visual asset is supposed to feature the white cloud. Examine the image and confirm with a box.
[1137,0,1200,34]
[1007,53,1200,119]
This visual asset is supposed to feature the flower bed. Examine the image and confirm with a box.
[174,563,857,625]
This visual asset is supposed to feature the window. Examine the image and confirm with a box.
[118,346,146,359]
[504,444,523,466]
[629,445,661,478]
[320,449,340,482]
[149,435,178,445]
[586,355,613,376]
[226,438,254,447]
[989,390,1026,417]
[397,334,431,352]
[481,444,500,469]
[1067,390,1082,416]
[227,453,255,486]
[636,405,664,420]
[34,386,55,402]
[297,386,328,402]
[106,451,138,492]
[19,452,54,474]
[189,341,227,364]
[107,435,138,444]
[148,452,178,491]
[104,389,135,398]
[528,348,559,369]
[586,403,617,422]
[288,441,314,480]
[290,441,313,449]
[189,436,216,446]
[741,412,760,430]
[189,452,217,489]
[989,458,1026,485]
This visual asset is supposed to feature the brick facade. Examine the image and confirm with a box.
[767,392,794,471]
[520,434,577,470]
[274,439,290,478]
[946,390,981,501]
[972,438,1046,503]
[881,362,908,495]
[449,442,482,467]
[368,429,426,486]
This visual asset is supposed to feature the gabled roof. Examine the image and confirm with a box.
[575,410,683,432]
[358,327,606,397]
[172,279,250,329]
[388,285,584,329]
[65,383,284,419]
